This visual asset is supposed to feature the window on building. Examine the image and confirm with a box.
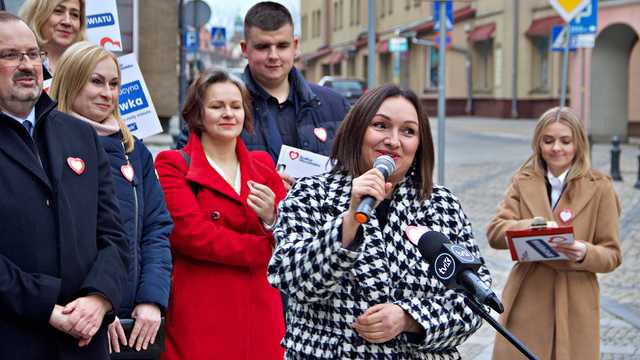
[414,0,421,8]
[380,53,392,83]
[389,0,393,15]
[350,0,354,26]
[340,0,344,29]
[381,0,386,18]
[531,36,550,91]
[348,57,356,76]
[363,54,368,81]
[322,64,331,76]
[333,62,342,76]
[356,0,361,25]
[333,2,338,31]
[312,10,321,38]
[301,15,308,41]
[425,46,439,90]
[472,40,494,91]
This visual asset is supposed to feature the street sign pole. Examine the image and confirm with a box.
[437,1,446,185]
[559,24,570,107]
[367,0,376,89]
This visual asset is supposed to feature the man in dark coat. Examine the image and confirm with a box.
[0,12,128,359]
[177,2,350,190]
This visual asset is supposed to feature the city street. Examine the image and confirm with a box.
[146,116,640,359]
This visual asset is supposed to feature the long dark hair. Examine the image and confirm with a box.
[330,84,434,199]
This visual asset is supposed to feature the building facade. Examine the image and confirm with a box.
[298,0,639,138]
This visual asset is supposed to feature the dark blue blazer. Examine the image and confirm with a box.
[100,133,172,317]
[0,94,128,360]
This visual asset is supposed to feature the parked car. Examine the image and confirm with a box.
[318,76,367,105]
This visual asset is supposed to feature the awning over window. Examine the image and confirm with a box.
[300,47,332,63]
[468,22,495,43]
[326,51,344,65]
[526,15,564,37]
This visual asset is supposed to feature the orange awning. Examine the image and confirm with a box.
[326,51,344,65]
[526,15,564,37]
[468,22,495,42]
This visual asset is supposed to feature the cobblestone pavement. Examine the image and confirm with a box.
[436,118,640,359]
[146,117,640,359]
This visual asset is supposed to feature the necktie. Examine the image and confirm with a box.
[22,120,33,137]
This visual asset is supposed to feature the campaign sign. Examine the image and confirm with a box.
[117,54,163,139]
[85,0,123,51]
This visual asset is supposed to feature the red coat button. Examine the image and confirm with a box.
[210,211,221,220]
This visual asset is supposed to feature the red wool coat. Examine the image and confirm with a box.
[155,133,285,360]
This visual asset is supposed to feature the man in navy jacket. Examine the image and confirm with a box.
[178,2,350,190]
[0,12,128,359]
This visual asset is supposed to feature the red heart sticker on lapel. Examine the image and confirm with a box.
[314,127,327,142]
[289,151,300,160]
[67,157,85,175]
[559,208,575,224]
[121,163,135,182]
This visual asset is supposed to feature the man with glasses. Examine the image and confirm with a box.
[0,12,128,360]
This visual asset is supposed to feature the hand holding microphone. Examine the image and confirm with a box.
[352,155,396,224]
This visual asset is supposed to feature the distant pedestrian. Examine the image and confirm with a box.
[156,70,286,360]
[50,41,173,359]
[19,0,86,77]
[487,106,622,359]
[0,12,127,359]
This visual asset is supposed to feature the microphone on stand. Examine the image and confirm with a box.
[406,226,504,314]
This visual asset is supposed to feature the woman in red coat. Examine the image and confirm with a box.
[155,70,285,360]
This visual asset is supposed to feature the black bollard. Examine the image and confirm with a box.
[635,146,640,189]
[611,136,623,181]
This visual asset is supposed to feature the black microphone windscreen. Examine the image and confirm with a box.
[418,231,451,263]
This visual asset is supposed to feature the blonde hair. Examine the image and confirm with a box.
[19,0,87,47]
[50,41,134,153]
[521,106,591,185]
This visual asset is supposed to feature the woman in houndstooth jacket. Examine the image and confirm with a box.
[268,85,494,359]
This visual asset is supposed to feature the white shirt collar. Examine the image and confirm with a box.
[547,168,569,187]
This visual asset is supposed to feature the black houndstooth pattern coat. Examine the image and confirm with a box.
[268,171,492,359]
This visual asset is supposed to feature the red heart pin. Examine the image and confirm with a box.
[559,208,575,224]
[314,127,328,142]
[289,151,300,160]
[121,163,135,182]
[67,157,85,175]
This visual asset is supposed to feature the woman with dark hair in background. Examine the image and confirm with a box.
[155,70,285,360]
[268,84,493,359]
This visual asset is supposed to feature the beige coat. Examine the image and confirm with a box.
[487,168,622,360]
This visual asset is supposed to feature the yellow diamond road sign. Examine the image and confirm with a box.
[550,0,591,22]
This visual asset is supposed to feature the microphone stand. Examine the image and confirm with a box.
[463,295,539,360]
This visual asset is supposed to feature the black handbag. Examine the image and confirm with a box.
[109,318,165,360]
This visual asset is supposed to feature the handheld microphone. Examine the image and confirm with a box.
[354,155,396,224]
[406,226,504,314]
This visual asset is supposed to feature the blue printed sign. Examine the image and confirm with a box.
[433,0,453,32]
[551,26,577,52]
[87,13,115,29]
[211,27,226,48]
[569,0,597,35]
[184,30,198,53]
[119,80,149,115]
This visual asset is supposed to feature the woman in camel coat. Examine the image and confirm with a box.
[487,107,622,360]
